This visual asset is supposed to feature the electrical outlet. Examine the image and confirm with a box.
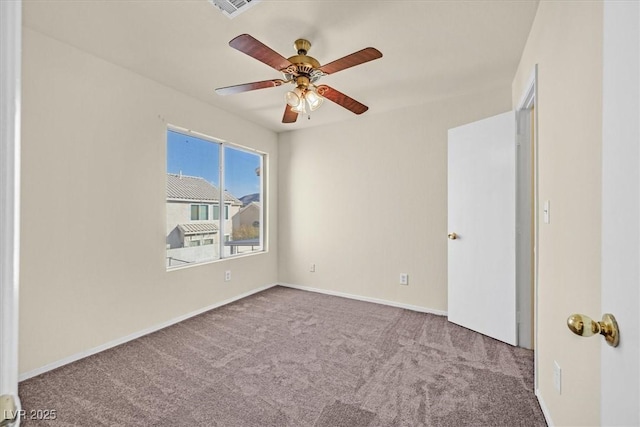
[310,264,316,273]
[400,273,409,285]
[225,270,231,282]
[553,361,562,394]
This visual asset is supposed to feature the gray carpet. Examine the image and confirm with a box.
[19,286,546,426]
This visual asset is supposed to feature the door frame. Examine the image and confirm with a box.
[0,0,22,421]
[517,65,539,390]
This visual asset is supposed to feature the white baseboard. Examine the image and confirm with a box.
[277,282,447,316]
[536,388,554,427]
[18,283,278,382]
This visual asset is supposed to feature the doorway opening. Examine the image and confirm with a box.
[516,66,538,387]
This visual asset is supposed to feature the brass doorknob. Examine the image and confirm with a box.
[567,313,619,347]
[448,232,458,240]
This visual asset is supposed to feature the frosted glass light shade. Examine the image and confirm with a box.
[291,99,306,114]
[285,91,301,107]
[305,90,324,111]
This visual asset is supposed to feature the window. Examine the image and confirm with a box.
[166,128,265,269]
[191,204,209,220]
[212,205,229,220]
[225,146,263,256]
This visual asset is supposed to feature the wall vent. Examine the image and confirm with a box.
[209,0,261,19]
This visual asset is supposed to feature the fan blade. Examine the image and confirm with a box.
[316,85,368,115]
[229,34,293,72]
[319,47,382,75]
[215,79,284,96]
[282,105,298,123]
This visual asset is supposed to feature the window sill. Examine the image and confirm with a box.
[166,249,268,272]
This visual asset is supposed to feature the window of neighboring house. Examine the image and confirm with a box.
[191,204,209,220]
[166,128,266,270]
[212,204,230,220]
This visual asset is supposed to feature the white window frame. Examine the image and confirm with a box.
[166,125,266,270]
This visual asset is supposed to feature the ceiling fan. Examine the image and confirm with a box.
[215,34,383,123]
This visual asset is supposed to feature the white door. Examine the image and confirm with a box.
[601,1,639,425]
[448,111,517,346]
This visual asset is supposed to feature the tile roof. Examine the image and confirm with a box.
[178,222,219,235]
[166,173,241,204]
[237,201,261,215]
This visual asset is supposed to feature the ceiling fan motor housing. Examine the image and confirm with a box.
[282,39,323,84]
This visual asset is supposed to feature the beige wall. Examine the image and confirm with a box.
[278,87,511,312]
[512,1,603,425]
[19,28,278,374]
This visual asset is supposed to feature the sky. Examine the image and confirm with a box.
[166,130,261,199]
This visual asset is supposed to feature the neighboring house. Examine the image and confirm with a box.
[232,201,261,232]
[166,173,241,265]
[228,202,262,255]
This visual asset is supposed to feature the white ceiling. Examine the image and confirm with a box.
[23,0,539,133]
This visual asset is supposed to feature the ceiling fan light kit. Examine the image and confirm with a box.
[284,77,324,114]
[215,34,382,123]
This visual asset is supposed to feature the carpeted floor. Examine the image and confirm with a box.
[19,286,546,426]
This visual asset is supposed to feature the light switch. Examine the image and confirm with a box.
[543,200,550,224]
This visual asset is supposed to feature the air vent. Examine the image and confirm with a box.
[209,0,261,19]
